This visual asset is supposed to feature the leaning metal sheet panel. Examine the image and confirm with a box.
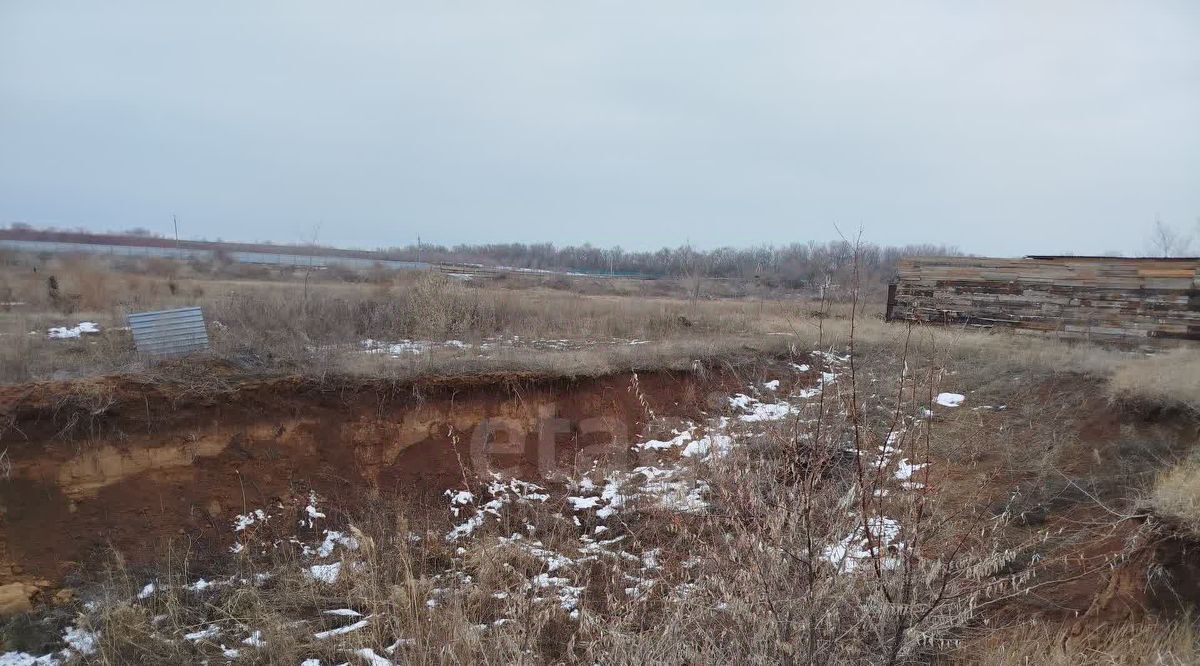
[127,306,210,356]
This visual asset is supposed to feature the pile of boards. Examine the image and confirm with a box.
[886,256,1200,342]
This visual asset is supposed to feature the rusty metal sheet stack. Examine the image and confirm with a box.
[886,256,1200,342]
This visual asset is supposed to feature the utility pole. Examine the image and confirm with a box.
[417,234,422,264]
[756,263,765,318]
[172,214,181,259]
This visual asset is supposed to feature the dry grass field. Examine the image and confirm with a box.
[0,251,821,383]
[1,250,1199,665]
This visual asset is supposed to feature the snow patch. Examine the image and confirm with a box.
[312,530,359,558]
[680,434,734,460]
[935,392,965,407]
[61,626,97,656]
[354,648,394,666]
[567,496,601,510]
[0,653,58,665]
[233,509,268,532]
[47,322,99,339]
[308,561,342,584]
[184,625,221,641]
[313,619,370,640]
[637,430,692,451]
[242,630,266,647]
[894,458,925,481]
[822,516,904,573]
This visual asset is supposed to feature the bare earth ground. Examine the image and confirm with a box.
[1,254,1200,664]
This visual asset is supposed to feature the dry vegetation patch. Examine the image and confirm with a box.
[1153,458,1200,536]
[3,251,1200,663]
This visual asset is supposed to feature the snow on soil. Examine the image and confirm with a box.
[355,648,395,665]
[1,491,384,664]
[187,578,218,592]
[361,339,452,355]
[362,336,686,359]
[184,625,221,641]
[47,322,99,339]
[637,430,692,450]
[6,349,944,661]
[60,627,97,655]
[312,530,358,558]
[444,479,550,541]
[816,382,941,573]
[308,561,342,584]
[680,434,734,460]
[432,351,899,619]
[567,496,602,510]
[241,630,266,647]
[233,508,268,531]
[304,491,326,526]
[822,516,904,573]
[313,618,370,640]
[894,458,925,482]
[935,392,965,407]
[0,654,58,665]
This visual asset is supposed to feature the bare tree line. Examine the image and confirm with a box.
[2,223,961,286]
[382,240,964,286]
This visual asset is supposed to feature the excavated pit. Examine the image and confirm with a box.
[5,360,1200,635]
[0,366,748,591]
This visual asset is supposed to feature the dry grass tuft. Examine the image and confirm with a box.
[1109,347,1200,413]
[1152,457,1200,534]
[956,618,1200,665]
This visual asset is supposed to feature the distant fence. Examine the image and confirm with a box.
[886,256,1200,342]
[128,306,210,356]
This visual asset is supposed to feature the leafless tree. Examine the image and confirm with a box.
[1147,216,1193,257]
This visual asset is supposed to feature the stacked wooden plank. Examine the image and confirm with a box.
[887,256,1200,342]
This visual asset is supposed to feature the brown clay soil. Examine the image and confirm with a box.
[929,377,1200,634]
[3,357,1200,639]
[0,362,760,590]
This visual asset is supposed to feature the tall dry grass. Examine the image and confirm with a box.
[1109,347,1200,413]
[954,618,1200,665]
[48,317,1042,665]
[0,255,808,382]
[1152,456,1200,535]
[3,246,1199,663]
[4,250,1200,419]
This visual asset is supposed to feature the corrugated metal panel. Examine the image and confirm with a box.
[127,306,210,356]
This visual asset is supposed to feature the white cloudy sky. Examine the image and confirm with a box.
[1,1,1197,255]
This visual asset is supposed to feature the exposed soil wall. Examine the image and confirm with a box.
[0,368,735,590]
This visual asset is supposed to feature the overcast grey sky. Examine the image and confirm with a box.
[1,1,1197,255]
